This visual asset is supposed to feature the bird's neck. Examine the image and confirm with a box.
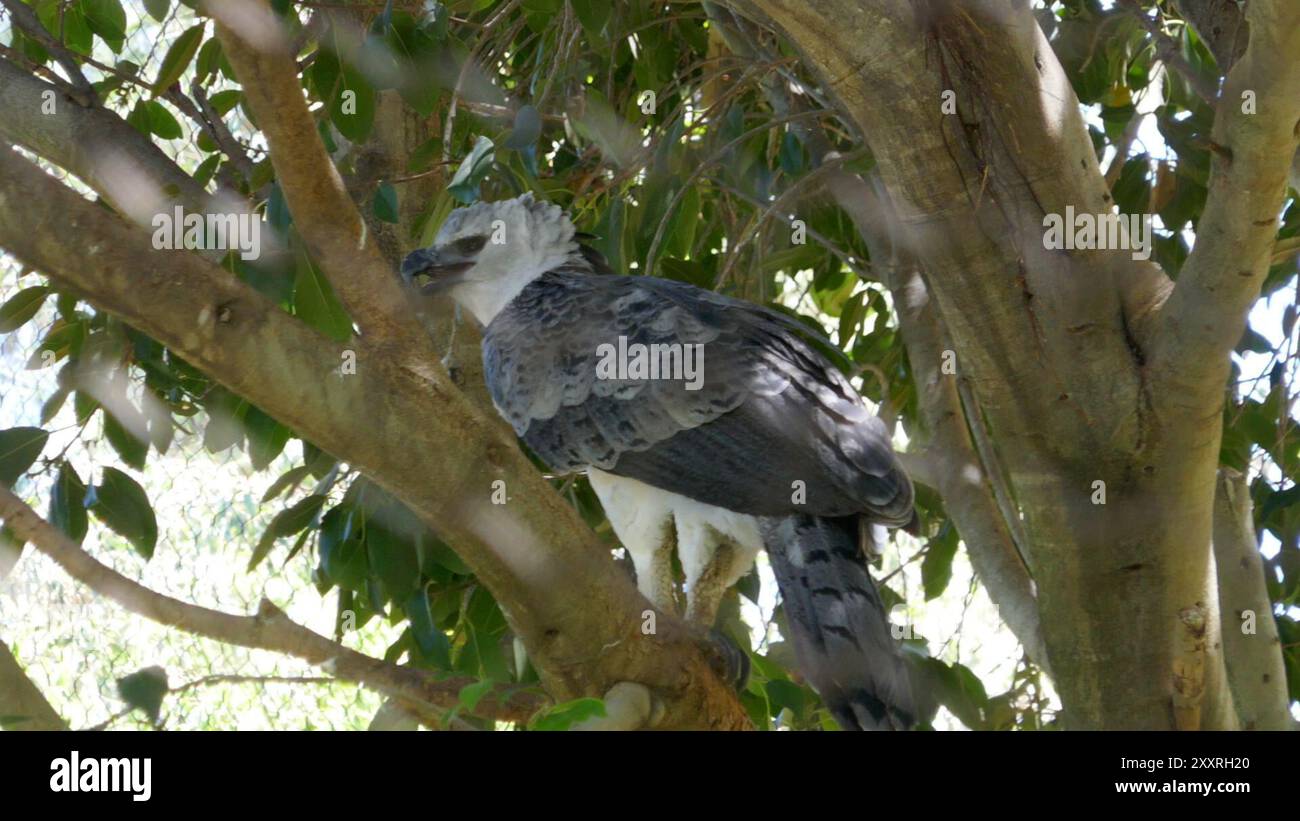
[452,275,540,326]
[452,247,593,325]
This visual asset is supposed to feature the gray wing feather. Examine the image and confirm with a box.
[483,272,911,523]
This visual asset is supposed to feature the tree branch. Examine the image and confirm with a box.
[0,0,96,107]
[0,54,255,262]
[0,57,199,210]
[1212,469,1293,730]
[708,2,1046,665]
[853,177,1047,668]
[0,636,68,730]
[730,0,1251,728]
[211,1,434,362]
[735,0,1167,466]
[190,80,258,188]
[0,148,749,730]
[0,484,539,726]
[1173,0,1249,74]
[1153,1,1300,406]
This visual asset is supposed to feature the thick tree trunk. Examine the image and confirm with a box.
[0,638,68,731]
[738,0,1300,728]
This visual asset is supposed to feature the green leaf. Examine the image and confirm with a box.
[301,440,336,479]
[921,521,960,600]
[1111,154,1151,216]
[11,29,47,65]
[779,131,806,175]
[372,182,399,224]
[502,104,542,150]
[0,286,51,333]
[1259,485,1300,523]
[145,403,173,458]
[82,0,127,52]
[152,22,206,96]
[195,37,223,83]
[318,505,367,591]
[458,680,496,714]
[0,525,24,579]
[266,183,292,231]
[838,291,868,347]
[528,698,606,731]
[421,536,471,576]
[330,65,375,143]
[460,588,510,681]
[116,667,168,724]
[306,47,340,102]
[49,461,88,544]
[764,679,808,718]
[570,0,611,36]
[243,405,290,471]
[669,185,700,258]
[192,154,222,189]
[447,136,495,204]
[923,658,989,730]
[249,494,325,570]
[126,99,152,136]
[0,427,49,486]
[367,523,420,601]
[261,465,310,503]
[40,387,70,425]
[406,587,451,668]
[32,319,88,363]
[146,101,183,139]
[1236,327,1274,355]
[202,392,246,452]
[207,89,241,116]
[144,0,172,22]
[73,391,100,426]
[103,411,148,470]
[293,252,353,341]
[87,467,158,560]
[659,257,713,289]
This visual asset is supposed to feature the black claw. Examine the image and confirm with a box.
[706,629,751,692]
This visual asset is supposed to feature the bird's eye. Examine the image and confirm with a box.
[454,235,488,255]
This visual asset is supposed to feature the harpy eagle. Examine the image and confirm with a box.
[401,193,917,730]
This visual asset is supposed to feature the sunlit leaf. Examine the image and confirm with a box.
[447,136,495,204]
[292,252,353,341]
[49,461,88,544]
[87,467,158,560]
[0,286,51,333]
[250,494,325,570]
[152,22,206,96]
[0,427,48,487]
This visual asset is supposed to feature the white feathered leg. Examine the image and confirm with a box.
[588,469,678,613]
[674,499,763,626]
[589,469,759,691]
[589,469,763,625]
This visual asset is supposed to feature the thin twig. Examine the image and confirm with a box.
[1119,0,1219,104]
[191,80,257,186]
[643,109,832,277]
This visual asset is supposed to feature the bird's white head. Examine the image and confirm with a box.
[400,192,577,325]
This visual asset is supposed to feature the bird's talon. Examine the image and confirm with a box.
[705,629,751,692]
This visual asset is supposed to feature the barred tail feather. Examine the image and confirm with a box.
[762,514,915,730]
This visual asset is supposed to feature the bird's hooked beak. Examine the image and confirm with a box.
[399,247,475,294]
